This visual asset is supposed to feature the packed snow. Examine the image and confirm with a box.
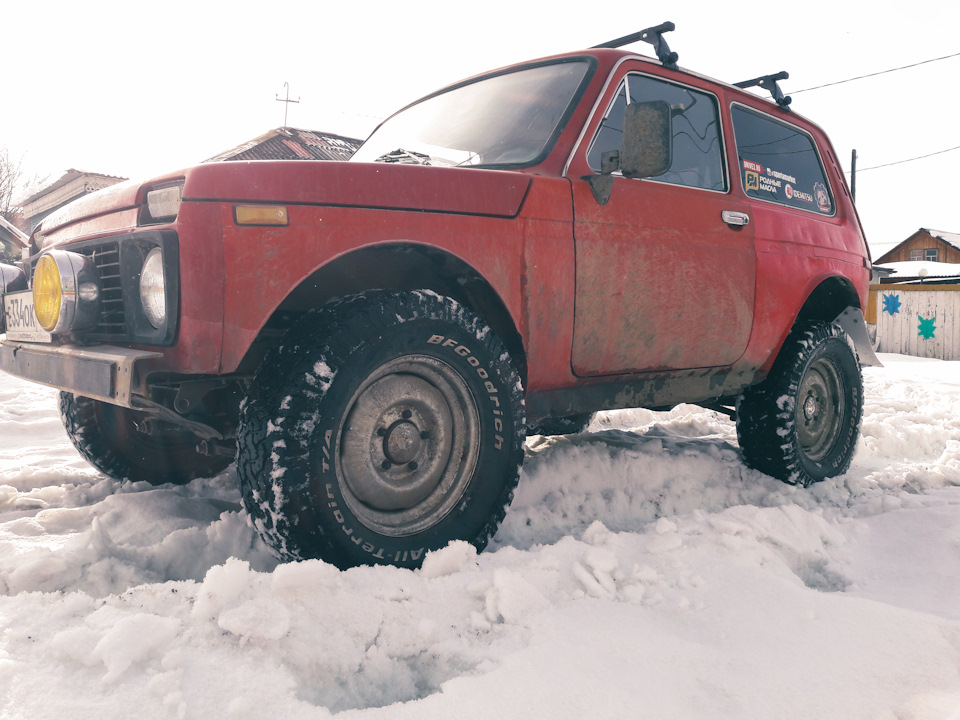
[1,354,959,719]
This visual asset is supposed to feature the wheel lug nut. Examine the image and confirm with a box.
[420,430,430,439]
[381,460,392,470]
[401,409,413,419]
[408,461,418,470]
[377,428,387,437]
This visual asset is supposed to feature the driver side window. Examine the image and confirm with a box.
[587,73,727,192]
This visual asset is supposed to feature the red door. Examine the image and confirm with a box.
[568,69,756,376]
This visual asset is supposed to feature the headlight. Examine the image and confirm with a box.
[32,250,101,333]
[139,247,166,329]
[141,184,183,224]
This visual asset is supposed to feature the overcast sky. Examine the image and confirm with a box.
[4,0,959,255]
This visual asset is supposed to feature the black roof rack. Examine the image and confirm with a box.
[734,71,792,110]
[593,21,679,71]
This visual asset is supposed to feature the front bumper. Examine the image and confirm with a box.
[0,339,160,407]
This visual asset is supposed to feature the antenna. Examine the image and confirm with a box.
[275,82,301,127]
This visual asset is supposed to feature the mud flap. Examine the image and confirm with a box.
[834,306,882,367]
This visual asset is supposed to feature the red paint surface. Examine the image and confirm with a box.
[24,48,870,407]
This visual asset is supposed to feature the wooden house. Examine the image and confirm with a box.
[874,228,960,265]
[869,228,960,360]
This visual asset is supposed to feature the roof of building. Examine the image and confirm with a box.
[925,228,960,254]
[20,169,127,208]
[206,127,362,163]
[874,260,960,285]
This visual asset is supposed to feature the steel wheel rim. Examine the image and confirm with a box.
[796,357,844,461]
[337,355,480,537]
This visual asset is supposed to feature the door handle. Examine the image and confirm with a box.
[722,210,750,227]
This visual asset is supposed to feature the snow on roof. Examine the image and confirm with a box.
[924,228,960,253]
[875,259,960,280]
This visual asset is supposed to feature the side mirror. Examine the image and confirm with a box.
[585,100,673,205]
[620,100,672,179]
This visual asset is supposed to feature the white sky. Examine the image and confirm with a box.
[4,0,959,256]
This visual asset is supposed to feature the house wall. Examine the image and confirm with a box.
[876,234,960,264]
[874,284,960,360]
[22,174,125,232]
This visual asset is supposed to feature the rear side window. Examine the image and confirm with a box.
[731,105,834,215]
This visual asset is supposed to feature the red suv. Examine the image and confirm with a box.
[0,24,877,569]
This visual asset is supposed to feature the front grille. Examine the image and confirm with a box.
[27,230,177,346]
[77,242,127,340]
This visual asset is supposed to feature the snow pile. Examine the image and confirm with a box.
[1,355,959,719]
[876,260,960,280]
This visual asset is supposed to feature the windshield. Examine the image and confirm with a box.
[352,60,591,168]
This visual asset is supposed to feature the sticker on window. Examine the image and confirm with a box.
[732,105,834,215]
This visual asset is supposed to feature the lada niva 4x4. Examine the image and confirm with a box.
[0,24,878,569]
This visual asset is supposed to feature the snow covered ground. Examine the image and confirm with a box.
[1,353,959,719]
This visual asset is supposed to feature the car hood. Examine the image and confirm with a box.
[35,161,533,251]
[180,161,532,217]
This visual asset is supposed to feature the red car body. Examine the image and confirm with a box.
[8,49,871,423]
[0,40,878,568]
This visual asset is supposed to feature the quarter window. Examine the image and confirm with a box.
[732,105,833,215]
[587,74,726,192]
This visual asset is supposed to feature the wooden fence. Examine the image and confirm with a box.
[870,284,960,360]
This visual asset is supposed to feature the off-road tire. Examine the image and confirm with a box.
[236,290,526,569]
[528,413,594,436]
[736,322,863,486]
[58,392,233,485]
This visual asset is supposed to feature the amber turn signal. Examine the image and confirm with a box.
[234,205,289,226]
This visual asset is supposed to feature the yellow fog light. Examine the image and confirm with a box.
[33,254,63,331]
[31,250,101,335]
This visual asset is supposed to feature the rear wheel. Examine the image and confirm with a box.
[237,290,525,569]
[736,322,863,486]
[59,392,232,484]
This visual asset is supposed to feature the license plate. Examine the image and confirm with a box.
[3,291,52,342]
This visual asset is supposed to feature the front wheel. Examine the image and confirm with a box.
[236,291,525,569]
[736,322,863,486]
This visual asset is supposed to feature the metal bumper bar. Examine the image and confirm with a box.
[0,340,161,407]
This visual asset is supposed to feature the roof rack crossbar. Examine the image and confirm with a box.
[734,71,792,110]
[593,21,679,71]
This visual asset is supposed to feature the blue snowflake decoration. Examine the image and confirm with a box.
[918,315,936,340]
[882,293,901,316]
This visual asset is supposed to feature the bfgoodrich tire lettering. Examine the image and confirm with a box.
[736,322,863,486]
[236,290,525,569]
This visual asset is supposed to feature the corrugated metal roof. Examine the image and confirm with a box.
[206,127,362,163]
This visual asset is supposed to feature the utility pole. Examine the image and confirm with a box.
[275,82,300,127]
